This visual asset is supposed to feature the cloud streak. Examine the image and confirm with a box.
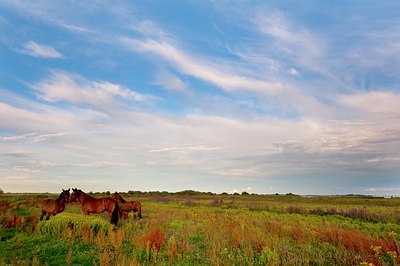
[32,70,155,117]
[120,37,285,94]
[18,41,63,58]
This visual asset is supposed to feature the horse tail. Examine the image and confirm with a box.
[111,201,119,225]
[138,202,142,219]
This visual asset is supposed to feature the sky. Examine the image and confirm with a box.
[0,1,399,195]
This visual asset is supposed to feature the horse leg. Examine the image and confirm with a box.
[46,213,50,220]
[40,210,46,221]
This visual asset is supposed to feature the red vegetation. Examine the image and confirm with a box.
[140,228,165,251]
[0,202,19,212]
[317,226,399,265]
[2,213,26,228]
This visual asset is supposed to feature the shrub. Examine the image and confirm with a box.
[287,206,306,215]
[36,212,112,238]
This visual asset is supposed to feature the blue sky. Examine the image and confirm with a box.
[1,1,399,195]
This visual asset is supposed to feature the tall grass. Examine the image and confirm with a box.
[0,193,399,265]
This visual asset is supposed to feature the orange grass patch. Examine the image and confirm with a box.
[140,228,165,252]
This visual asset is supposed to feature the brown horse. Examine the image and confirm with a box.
[70,188,119,225]
[112,192,142,220]
[40,188,70,221]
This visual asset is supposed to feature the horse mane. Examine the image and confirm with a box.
[56,191,63,199]
[116,192,127,203]
[56,191,65,202]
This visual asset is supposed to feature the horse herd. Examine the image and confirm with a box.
[40,188,142,225]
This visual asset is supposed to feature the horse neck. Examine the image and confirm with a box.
[55,192,64,202]
[77,191,92,203]
[56,193,66,206]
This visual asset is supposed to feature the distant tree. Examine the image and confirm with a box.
[177,190,200,196]
[106,191,110,196]
[0,188,4,194]
[221,192,228,196]
[241,191,249,195]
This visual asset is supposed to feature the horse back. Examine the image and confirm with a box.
[104,197,118,211]
[42,199,54,210]
[83,197,116,213]
[42,198,65,214]
[120,201,140,212]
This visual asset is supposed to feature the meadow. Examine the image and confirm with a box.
[0,191,399,265]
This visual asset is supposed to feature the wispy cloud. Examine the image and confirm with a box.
[13,167,42,173]
[153,70,188,93]
[31,132,69,143]
[1,132,37,141]
[2,176,26,180]
[253,10,326,75]
[32,71,155,115]
[120,37,285,94]
[365,187,400,193]
[1,131,69,144]
[79,161,133,168]
[339,91,400,117]
[18,41,63,58]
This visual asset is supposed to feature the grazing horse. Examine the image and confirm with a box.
[70,188,119,225]
[112,192,142,220]
[40,189,70,221]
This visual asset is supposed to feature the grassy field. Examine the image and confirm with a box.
[0,192,399,265]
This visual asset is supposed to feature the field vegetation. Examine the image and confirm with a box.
[0,191,399,265]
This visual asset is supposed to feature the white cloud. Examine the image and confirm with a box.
[27,160,59,167]
[31,132,69,143]
[153,70,188,93]
[79,161,133,168]
[2,176,26,180]
[254,10,327,76]
[119,36,332,117]
[1,132,37,141]
[367,157,400,163]
[0,102,81,132]
[33,71,154,114]
[18,41,63,58]
[120,37,285,94]
[130,20,170,39]
[365,187,400,193]
[339,91,400,117]
[149,145,221,155]
[289,68,299,76]
[13,167,42,173]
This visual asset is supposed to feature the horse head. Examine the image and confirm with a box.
[62,188,71,203]
[70,188,80,202]
[112,192,121,201]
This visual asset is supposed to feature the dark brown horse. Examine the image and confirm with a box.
[40,188,70,221]
[112,192,142,220]
[70,188,119,225]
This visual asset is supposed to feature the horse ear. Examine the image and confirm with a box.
[68,188,70,192]
[62,189,65,192]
